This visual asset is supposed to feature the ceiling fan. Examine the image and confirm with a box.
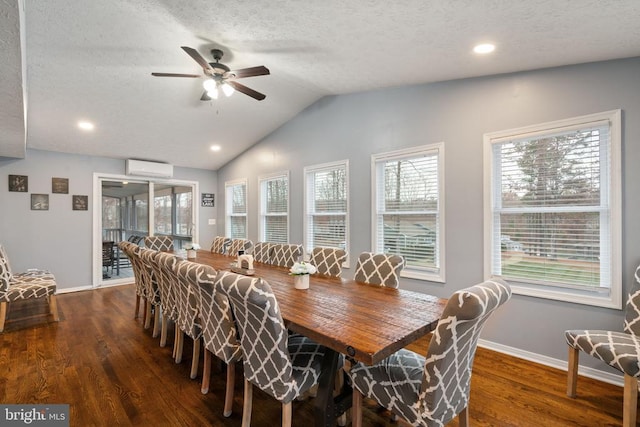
[152,46,270,101]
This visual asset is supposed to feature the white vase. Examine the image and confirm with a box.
[187,249,197,259]
[294,274,310,290]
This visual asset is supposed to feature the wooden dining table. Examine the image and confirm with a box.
[187,250,446,426]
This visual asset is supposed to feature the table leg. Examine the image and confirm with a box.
[314,348,352,427]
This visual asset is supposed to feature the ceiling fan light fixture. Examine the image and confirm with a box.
[207,87,219,99]
[203,79,216,92]
[222,83,235,97]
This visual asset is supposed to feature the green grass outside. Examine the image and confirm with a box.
[501,259,600,287]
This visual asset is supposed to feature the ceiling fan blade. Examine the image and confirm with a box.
[228,66,270,79]
[227,81,266,101]
[200,91,212,101]
[181,46,213,72]
[151,72,201,78]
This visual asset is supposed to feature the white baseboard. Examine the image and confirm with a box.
[56,281,131,294]
[478,338,624,387]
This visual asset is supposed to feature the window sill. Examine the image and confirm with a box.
[505,279,621,309]
[401,269,445,283]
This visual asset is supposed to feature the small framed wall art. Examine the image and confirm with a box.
[8,175,28,192]
[31,194,49,211]
[201,193,215,207]
[52,177,69,194]
[72,195,88,211]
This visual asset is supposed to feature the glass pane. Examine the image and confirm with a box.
[382,214,437,268]
[384,156,438,211]
[232,184,247,214]
[265,216,287,243]
[154,194,172,234]
[313,169,346,212]
[311,215,346,248]
[499,212,600,286]
[266,178,288,213]
[135,199,148,232]
[498,128,604,208]
[175,191,193,235]
[230,216,247,239]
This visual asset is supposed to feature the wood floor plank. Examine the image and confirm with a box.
[0,284,634,426]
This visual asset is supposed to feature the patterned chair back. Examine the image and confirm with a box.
[210,236,231,255]
[221,272,302,402]
[144,236,174,252]
[271,244,303,268]
[310,247,347,277]
[119,241,144,297]
[354,252,405,288]
[193,270,243,363]
[251,242,273,264]
[132,245,160,305]
[623,265,640,336]
[419,279,511,423]
[142,249,178,321]
[227,239,253,257]
[173,261,204,340]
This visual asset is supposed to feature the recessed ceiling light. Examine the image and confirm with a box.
[77,121,95,131]
[473,43,495,54]
[210,145,221,152]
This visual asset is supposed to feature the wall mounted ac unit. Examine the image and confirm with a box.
[126,159,174,178]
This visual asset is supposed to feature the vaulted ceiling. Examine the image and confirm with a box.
[2,0,639,170]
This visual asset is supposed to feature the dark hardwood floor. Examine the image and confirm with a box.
[0,284,632,426]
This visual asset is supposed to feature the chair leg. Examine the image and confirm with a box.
[352,387,363,427]
[623,374,638,427]
[152,305,161,338]
[224,362,235,417]
[160,314,168,347]
[190,337,200,379]
[143,299,152,329]
[567,346,579,397]
[175,329,184,363]
[0,301,6,333]
[459,405,470,427]
[49,295,60,322]
[201,350,211,394]
[282,402,292,427]
[241,379,253,427]
[134,294,141,319]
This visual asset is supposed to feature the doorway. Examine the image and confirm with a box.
[94,174,198,287]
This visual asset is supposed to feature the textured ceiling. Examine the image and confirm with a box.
[1,0,639,169]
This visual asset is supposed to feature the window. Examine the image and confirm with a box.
[484,110,621,308]
[372,143,445,282]
[259,172,289,243]
[226,179,248,239]
[304,160,349,263]
[174,186,193,236]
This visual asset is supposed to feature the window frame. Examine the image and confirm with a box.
[371,143,446,283]
[225,178,248,239]
[304,160,350,267]
[258,171,290,244]
[483,110,622,309]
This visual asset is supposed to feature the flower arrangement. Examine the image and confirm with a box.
[184,242,201,251]
[289,261,317,276]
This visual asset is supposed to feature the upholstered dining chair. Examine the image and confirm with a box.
[119,241,146,321]
[144,235,174,252]
[210,236,231,255]
[565,265,640,427]
[354,252,405,288]
[310,247,347,277]
[270,244,303,268]
[194,269,243,417]
[348,279,511,427]
[227,239,253,257]
[142,249,178,348]
[221,272,327,427]
[173,260,204,380]
[251,242,273,264]
[0,244,59,333]
[102,241,115,278]
[129,244,161,336]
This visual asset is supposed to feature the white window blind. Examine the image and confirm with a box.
[260,173,289,244]
[225,179,247,239]
[372,143,444,282]
[304,161,349,257]
[485,110,621,308]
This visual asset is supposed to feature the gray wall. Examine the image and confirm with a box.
[217,57,640,374]
[0,149,218,290]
